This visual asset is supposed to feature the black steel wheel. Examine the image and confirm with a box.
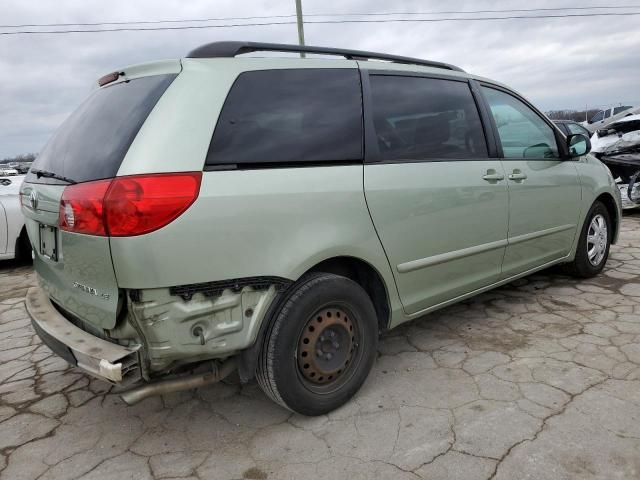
[256,273,378,416]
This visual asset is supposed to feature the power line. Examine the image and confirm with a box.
[2,12,640,36]
[312,5,640,17]
[0,14,295,29]
[2,4,640,29]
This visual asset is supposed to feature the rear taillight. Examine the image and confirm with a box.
[59,172,201,237]
[59,180,111,235]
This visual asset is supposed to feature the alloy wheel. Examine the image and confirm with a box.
[586,213,608,266]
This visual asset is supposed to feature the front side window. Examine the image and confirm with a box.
[206,69,362,166]
[369,76,488,160]
[482,87,559,159]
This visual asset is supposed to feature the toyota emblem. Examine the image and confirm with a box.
[29,190,38,210]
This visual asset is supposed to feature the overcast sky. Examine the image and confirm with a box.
[1,0,639,157]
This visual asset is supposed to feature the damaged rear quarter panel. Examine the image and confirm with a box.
[109,166,401,371]
[128,285,278,373]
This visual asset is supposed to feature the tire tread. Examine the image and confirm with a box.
[256,272,335,411]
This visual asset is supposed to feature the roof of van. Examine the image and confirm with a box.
[185,41,465,73]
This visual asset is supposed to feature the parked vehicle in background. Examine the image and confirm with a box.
[15,163,33,174]
[21,42,621,416]
[0,168,20,176]
[584,105,639,133]
[554,119,591,138]
[0,175,30,261]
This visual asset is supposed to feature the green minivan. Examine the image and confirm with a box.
[21,42,621,415]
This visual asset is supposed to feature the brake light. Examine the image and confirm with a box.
[59,180,111,235]
[59,173,202,237]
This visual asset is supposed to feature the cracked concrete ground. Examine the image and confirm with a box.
[2,214,640,480]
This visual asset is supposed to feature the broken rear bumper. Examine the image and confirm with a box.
[26,286,140,383]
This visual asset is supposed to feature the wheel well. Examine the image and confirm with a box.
[307,257,390,333]
[237,256,391,383]
[595,193,618,243]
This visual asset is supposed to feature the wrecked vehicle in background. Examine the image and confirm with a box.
[584,105,639,133]
[591,114,640,207]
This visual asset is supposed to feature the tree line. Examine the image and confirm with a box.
[545,109,600,122]
[0,153,36,164]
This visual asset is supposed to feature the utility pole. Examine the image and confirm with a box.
[295,0,306,58]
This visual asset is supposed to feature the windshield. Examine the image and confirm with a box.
[27,74,176,185]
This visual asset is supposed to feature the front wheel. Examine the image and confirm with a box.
[563,201,611,278]
[256,273,378,416]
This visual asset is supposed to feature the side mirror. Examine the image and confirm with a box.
[567,133,591,158]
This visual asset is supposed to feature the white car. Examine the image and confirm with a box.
[584,105,640,133]
[0,175,30,260]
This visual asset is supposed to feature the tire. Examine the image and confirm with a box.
[256,272,378,416]
[14,229,32,263]
[563,201,611,278]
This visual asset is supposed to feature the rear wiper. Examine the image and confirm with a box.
[31,169,77,184]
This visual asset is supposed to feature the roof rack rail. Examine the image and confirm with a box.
[185,41,465,72]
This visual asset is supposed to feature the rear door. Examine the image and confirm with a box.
[363,72,509,315]
[21,73,177,329]
[480,86,582,278]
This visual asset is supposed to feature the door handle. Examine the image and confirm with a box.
[482,171,505,182]
[508,170,528,181]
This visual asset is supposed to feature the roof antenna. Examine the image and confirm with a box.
[295,0,306,58]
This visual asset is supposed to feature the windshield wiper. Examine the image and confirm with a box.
[31,169,77,184]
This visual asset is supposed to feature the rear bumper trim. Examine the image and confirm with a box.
[26,286,139,383]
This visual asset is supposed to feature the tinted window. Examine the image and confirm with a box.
[553,122,569,135]
[613,106,632,115]
[207,69,362,166]
[369,76,488,160]
[604,108,612,119]
[482,87,559,159]
[566,122,590,137]
[28,75,176,184]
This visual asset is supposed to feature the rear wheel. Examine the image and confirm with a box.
[563,201,611,278]
[256,273,378,416]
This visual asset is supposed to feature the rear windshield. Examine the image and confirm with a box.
[27,74,176,184]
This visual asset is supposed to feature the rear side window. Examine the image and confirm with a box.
[613,106,632,115]
[28,74,176,184]
[206,69,362,166]
[369,75,488,161]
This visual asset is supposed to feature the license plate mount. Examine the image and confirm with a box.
[39,224,58,261]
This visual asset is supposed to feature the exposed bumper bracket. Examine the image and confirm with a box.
[26,287,140,384]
